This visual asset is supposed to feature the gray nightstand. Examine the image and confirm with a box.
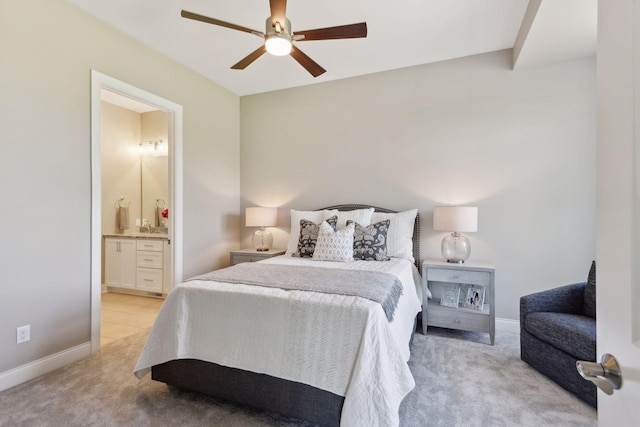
[230,248,286,265]
[421,258,495,345]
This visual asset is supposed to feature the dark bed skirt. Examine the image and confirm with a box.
[152,359,344,426]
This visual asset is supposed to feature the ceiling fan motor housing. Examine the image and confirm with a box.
[265,17,292,56]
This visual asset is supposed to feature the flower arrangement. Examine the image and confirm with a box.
[161,208,169,219]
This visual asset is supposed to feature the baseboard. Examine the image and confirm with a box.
[496,317,520,334]
[0,342,91,392]
[106,287,164,298]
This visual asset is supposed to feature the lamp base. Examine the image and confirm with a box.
[252,228,273,252]
[441,232,471,264]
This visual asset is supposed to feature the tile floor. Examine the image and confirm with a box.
[100,292,164,347]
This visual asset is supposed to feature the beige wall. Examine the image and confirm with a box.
[240,50,596,321]
[100,102,142,235]
[0,0,240,374]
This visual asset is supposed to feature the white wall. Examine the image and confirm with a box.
[240,50,596,321]
[0,0,240,375]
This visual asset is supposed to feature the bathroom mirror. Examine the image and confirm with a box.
[141,154,168,228]
[140,111,169,230]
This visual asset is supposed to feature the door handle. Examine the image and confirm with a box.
[576,353,622,395]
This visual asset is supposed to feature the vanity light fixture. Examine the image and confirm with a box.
[139,139,168,157]
[433,206,478,263]
[246,206,278,251]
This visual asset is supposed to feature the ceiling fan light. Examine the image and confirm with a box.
[265,36,292,56]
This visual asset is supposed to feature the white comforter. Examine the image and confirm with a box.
[134,256,422,427]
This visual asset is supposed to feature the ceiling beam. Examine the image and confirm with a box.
[512,0,542,69]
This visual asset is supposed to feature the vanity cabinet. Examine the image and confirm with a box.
[136,239,163,292]
[104,236,166,294]
[104,238,136,289]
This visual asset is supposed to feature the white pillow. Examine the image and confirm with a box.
[371,209,418,263]
[312,222,355,263]
[286,209,338,255]
[336,208,374,230]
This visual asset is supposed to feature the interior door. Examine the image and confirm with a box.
[596,0,640,423]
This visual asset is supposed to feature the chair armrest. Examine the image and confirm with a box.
[520,282,586,324]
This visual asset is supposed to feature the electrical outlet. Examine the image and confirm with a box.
[17,325,30,344]
[135,218,140,227]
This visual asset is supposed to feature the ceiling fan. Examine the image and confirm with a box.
[181,0,367,77]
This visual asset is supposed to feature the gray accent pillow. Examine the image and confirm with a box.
[582,261,596,318]
[348,219,391,261]
[294,215,338,258]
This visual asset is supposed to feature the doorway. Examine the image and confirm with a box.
[90,70,183,353]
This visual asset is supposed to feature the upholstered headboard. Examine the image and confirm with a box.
[319,204,420,269]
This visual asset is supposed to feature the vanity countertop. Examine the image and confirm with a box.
[103,233,168,240]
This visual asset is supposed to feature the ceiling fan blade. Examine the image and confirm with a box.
[231,45,268,70]
[269,0,287,27]
[181,10,262,36]
[294,22,367,41]
[290,45,326,77]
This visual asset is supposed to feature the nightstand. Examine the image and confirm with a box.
[230,248,286,265]
[421,259,495,345]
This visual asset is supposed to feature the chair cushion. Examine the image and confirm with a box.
[582,261,596,318]
[525,312,596,361]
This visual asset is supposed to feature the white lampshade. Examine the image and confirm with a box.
[246,207,277,251]
[246,207,278,227]
[433,206,478,263]
[433,206,478,232]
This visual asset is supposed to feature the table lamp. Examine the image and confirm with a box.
[246,207,278,251]
[433,206,478,263]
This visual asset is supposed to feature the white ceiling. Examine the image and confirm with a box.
[69,0,596,96]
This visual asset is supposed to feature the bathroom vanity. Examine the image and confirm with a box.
[103,234,170,296]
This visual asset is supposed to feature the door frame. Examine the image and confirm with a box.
[90,70,183,354]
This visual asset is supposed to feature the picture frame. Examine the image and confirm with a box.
[464,284,486,310]
[440,284,460,309]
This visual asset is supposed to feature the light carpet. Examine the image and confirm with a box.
[0,327,596,426]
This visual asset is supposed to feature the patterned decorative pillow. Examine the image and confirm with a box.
[286,209,338,255]
[348,220,391,261]
[294,215,338,258]
[312,221,355,262]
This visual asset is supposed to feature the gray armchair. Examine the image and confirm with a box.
[520,262,597,407]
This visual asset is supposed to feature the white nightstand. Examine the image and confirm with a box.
[421,258,495,345]
[230,248,286,266]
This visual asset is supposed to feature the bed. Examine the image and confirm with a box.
[134,205,422,426]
